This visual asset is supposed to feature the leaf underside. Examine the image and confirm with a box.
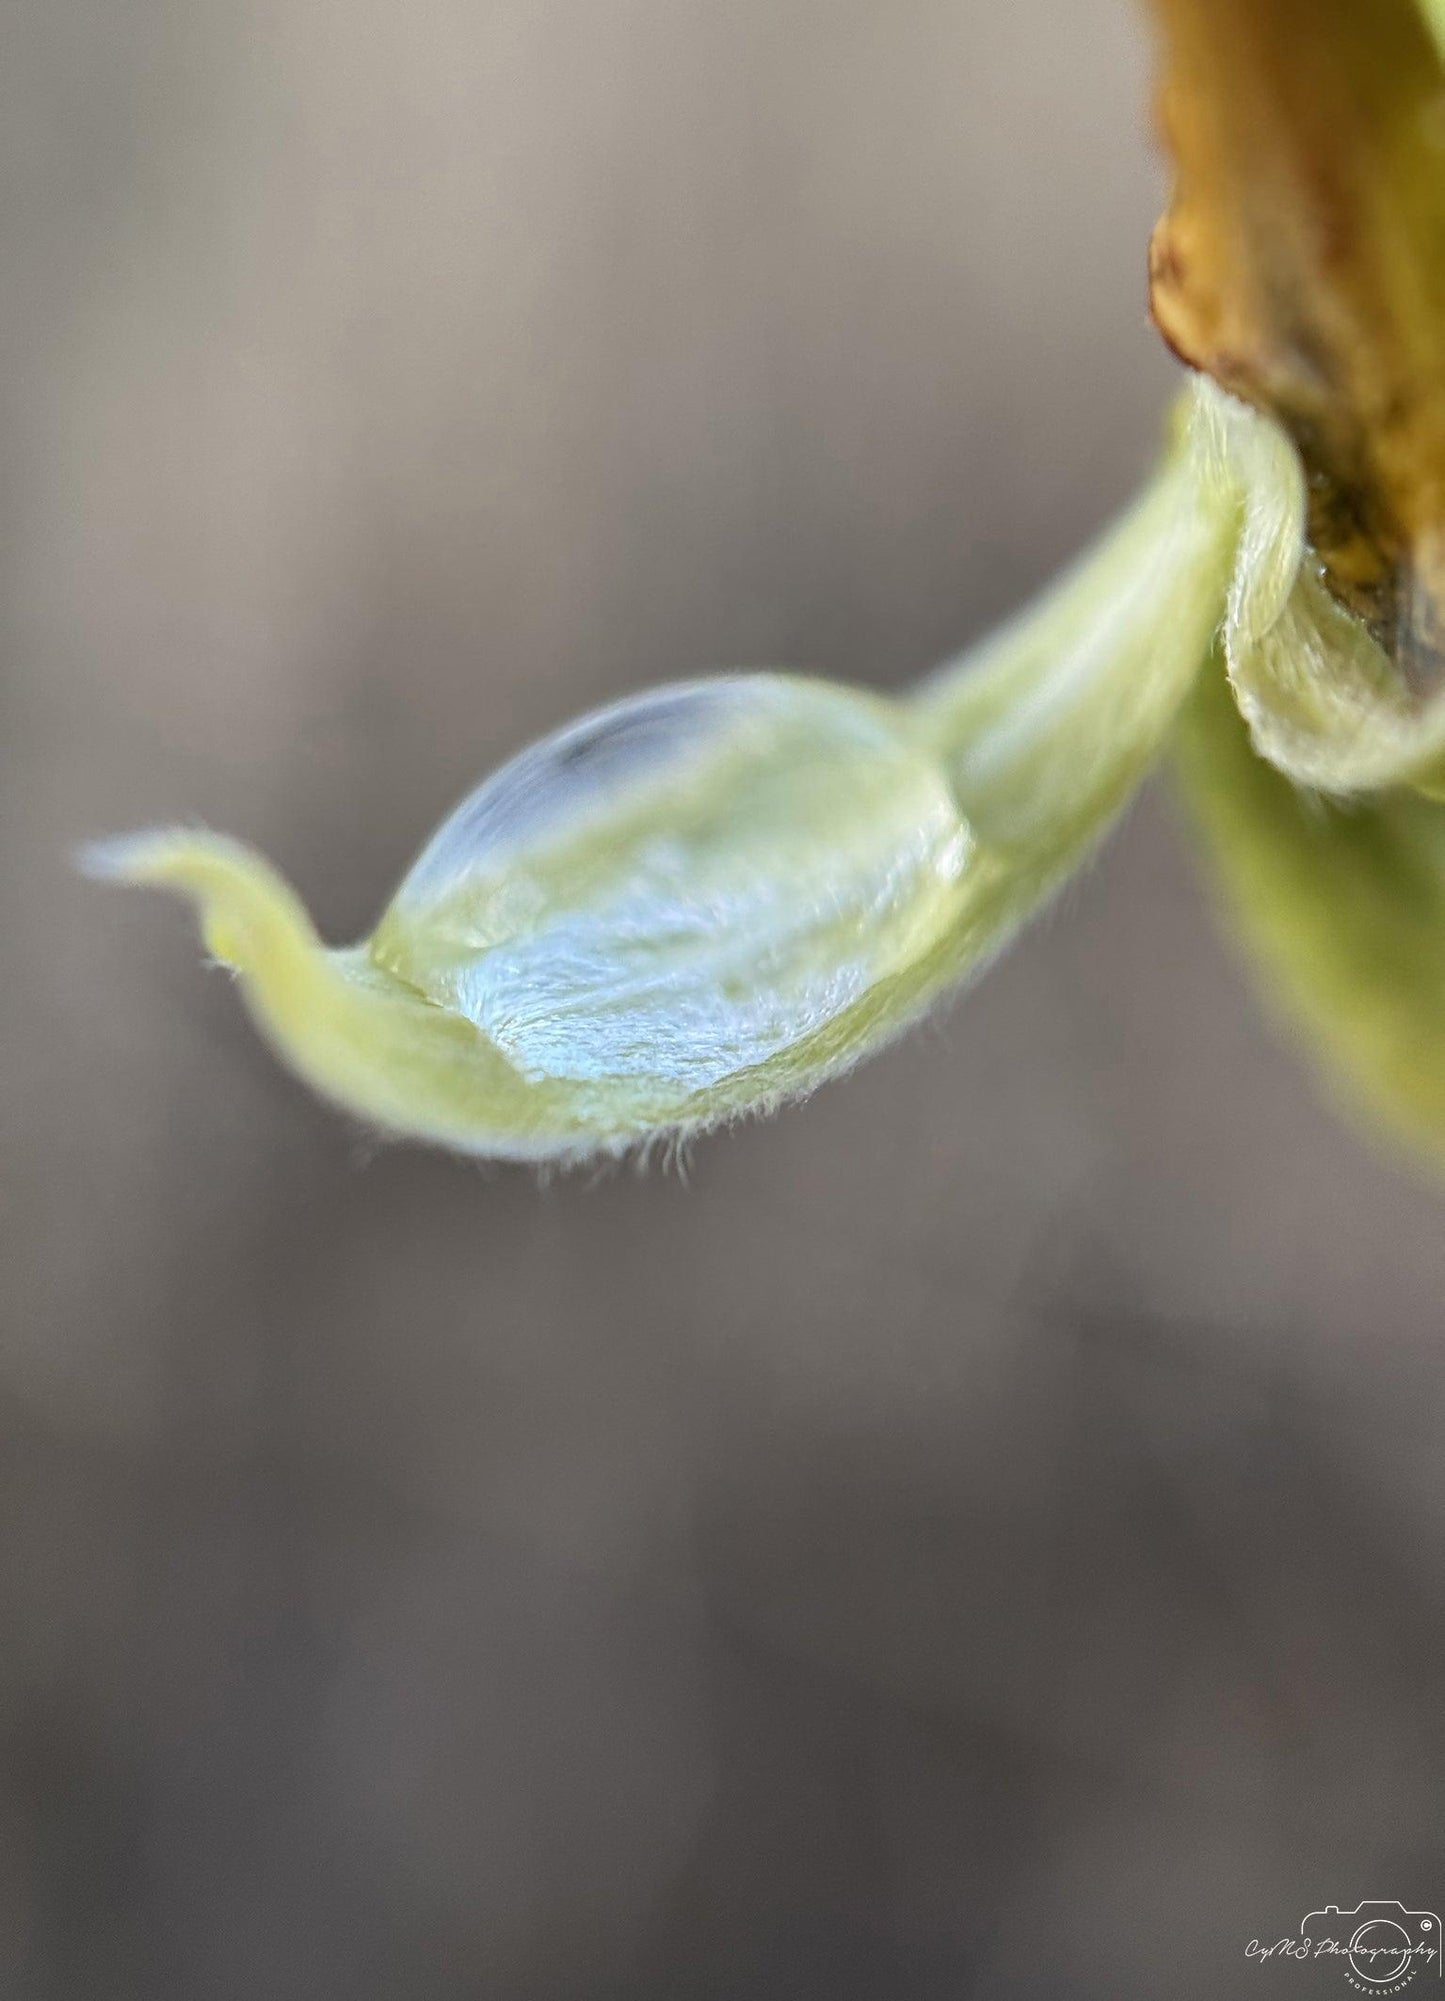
[1175,662,1445,1164]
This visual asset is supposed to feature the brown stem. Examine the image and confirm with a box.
[1145,0,1445,682]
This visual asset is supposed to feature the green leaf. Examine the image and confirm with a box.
[1209,380,1445,796]
[1175,660,1445,1164]
[82,390,1239,1162]
[914,383,1239,854]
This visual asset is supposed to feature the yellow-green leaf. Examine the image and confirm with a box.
[1175,660,1445,1163]
[1211,383,1445,795]
[83,391,1238,1162]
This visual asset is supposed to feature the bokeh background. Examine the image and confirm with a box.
[6,2,1445,1995]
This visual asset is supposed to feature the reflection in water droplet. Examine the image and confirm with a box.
[372,676,972,1094]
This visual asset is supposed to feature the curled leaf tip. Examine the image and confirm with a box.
[1197,378,1445,796]
[77,830,196,884]
[78,827,319,971]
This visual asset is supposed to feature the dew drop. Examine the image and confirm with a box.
[372,675,972,1095]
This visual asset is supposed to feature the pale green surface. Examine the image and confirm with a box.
[914,387,1237,849]
[1209,381,1445,795]
[91,375,1445,1169]
[1176,664,1445,1163]
[84,388,1241,1162]
[1176,383,1445,1163]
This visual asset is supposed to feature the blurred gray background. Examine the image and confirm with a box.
[5,2,1445,1996]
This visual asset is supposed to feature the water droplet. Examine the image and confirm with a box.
[372,675,971,1094]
